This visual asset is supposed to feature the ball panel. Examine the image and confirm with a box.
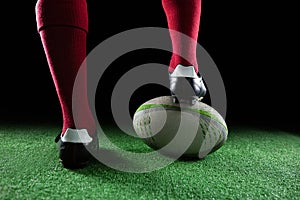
[135,97,227,132]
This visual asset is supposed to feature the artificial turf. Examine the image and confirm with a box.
[0,123,299,199]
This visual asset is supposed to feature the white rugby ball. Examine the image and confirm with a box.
[133,96,228,159]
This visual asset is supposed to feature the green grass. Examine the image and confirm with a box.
[1,124,299,199]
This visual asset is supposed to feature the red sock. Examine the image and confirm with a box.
[35,0,95,136]
[162,0,202,74]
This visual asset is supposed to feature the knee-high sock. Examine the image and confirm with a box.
[35,0,95,136]
[162,0,202,74]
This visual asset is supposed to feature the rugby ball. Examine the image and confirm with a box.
[133,96,228,159]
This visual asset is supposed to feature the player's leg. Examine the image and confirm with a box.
[35,0,97,169]
[162,0,206,104]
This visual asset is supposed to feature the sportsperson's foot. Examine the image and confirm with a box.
[54,128,98,169]
[169,64,207,105]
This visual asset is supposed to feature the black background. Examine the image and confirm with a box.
[1,1,299,133]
